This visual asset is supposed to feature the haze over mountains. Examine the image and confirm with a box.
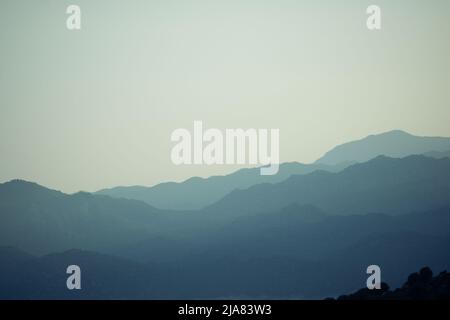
[0,180,165,255]
[96,162,350,210]
[315,130,450,165]
[1,129,450,299]
[1,204,450,299]
[207,155,450,217]
[97,130,450,210]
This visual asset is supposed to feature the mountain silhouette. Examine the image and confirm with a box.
[96,162,350,210]
[207,155,450,217]
[3,155,450,257]
[2,181,450,298]
[2,204,450,299]
[316,130,450,165]
[96,130,450,211]
[2,132,450,299]
[0,180,161,255]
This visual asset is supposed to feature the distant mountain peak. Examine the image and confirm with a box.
[4,179,41,187]
[0,179,63,196]
[315,130,450,165]
[378,129,411,136]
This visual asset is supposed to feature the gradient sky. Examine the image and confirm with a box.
[1,0,450,193]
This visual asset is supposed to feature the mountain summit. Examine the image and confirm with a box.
[315,130,450,165]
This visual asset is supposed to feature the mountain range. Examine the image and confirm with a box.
[1,204,450,299]
[96,162,350,210]
[206,155,450,217]
[1,129,450,299]
[96,130,450,210]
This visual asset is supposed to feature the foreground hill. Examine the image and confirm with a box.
[0,248,171,299]
[1,204,450,299]
[336,267,450,300]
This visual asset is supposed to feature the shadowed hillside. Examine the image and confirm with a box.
[207,155,450,217]
[0,180,161,255]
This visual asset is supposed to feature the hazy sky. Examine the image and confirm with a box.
[1,0,450,193]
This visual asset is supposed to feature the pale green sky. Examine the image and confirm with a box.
[1,0,449,193]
